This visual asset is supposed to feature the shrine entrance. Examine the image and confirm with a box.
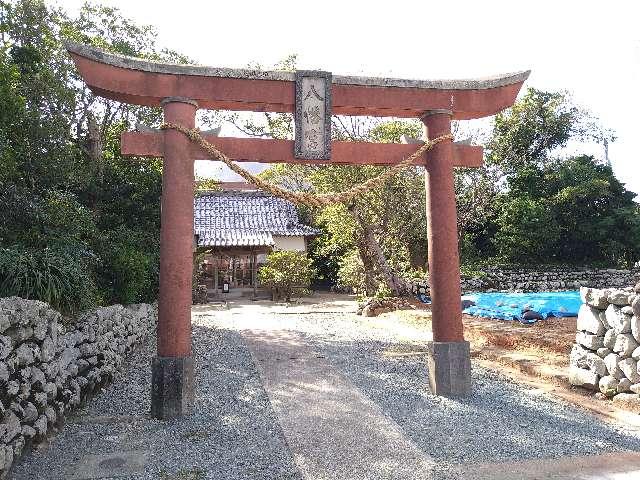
[66,42,528,419]
[198,248,266,298]
[203,252,259,290]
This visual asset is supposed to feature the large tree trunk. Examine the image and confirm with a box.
[360,223,407,296]
[349,205,407,297]
[355,239,378,295]
[87,113,104,184]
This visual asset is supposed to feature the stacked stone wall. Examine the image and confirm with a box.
[569,285,640,409]
[409,266,640,295]
[0,297,157,478]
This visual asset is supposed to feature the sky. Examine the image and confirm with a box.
[58,0,640,194]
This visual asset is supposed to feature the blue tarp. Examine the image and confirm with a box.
[461,291,582,324]
[417,293,431,304]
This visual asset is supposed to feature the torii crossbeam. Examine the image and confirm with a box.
[66,42,529,419]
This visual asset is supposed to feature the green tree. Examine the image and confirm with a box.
[0,187,96,248]
[486,88,614,175]
[0,1,210,308]
[494,196,560,261]
[259,118,426,295]
[485,88,638,267]
[258,250,314,301]
[547,156,640,265]
[0,0,84,191]
[494,156,639,266]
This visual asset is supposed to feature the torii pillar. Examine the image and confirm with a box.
[422,110,470,396]
[151,97,198,419]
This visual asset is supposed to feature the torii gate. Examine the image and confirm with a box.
[66,42,529,419]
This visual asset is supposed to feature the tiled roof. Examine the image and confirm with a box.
[194,191,320,247]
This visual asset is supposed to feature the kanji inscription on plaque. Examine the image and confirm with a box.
[294,70,332,160]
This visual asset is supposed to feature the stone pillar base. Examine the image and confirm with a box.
[151,356,194,420]
[427,341,471,397]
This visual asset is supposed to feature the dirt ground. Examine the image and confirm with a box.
[389,298,640,427]
[390,299,573,382]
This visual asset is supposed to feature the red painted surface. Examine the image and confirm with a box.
[422,112,464,343]
[70,53,523,120]
[121,132,484,168]
[66,45,528,357]
[157,100,197,358]
[66,45,529,406]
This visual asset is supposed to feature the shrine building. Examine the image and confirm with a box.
[194,185,319,298]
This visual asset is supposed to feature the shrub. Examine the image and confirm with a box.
[373,283,392,299]
[258,250,314,301]
[336,249,366,293]
[0,244,98,314]
[0,187,96,247]
[94,228,160,305]
[109,246,153,304]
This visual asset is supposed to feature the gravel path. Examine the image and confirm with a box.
[218,297,640,477]
[12,316,301,480]
[11,294,640,480]
[313,338,640,477]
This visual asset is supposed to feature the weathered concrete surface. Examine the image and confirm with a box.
[65,41,529,90]
[454,451,640,479]
[150,356,194,419]
[427,341,471,396]
[243,329,435,480]
[71,451,148,479]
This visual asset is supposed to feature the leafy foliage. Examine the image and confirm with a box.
[94,228,160,305]
[0,1,199,311]
[493,155,639,265]
[0,245,97,314]
[486,88,615,174]
[494,196,559,261]
[194,177,222,193]
[0,186,96,247]
[256,114,426,295]
[473,88,639,267]
[336,249,366,293]
[258,251,315,301]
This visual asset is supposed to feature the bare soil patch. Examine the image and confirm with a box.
[388,298,640,427]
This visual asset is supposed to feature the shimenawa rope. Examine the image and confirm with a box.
[160,122,452,208]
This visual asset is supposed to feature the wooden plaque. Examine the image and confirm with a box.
[294,70,332,160]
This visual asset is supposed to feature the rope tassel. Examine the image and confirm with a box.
[160,122,453,208]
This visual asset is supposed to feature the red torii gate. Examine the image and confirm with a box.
[66,42,528,419]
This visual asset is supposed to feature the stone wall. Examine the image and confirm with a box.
[569,285,640,409]
[0,297,157,478]
[409,266,640,295]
